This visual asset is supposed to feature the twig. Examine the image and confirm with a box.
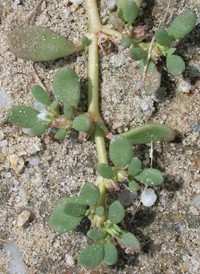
[27,0,45,25]
[142,0,171,81]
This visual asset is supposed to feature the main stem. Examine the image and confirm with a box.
[86,0,108,165]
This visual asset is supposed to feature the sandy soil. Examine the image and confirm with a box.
[0,0,199,273]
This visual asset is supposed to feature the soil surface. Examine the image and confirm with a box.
[0,0,199,273]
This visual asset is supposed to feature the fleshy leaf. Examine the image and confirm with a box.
[117,0,139,24]
[109,135,133,168]
[97,163,113,179]
[30,120,48,136]
[108,201,125,224]
[73,113,92,132]
[117,230,141,253]
[128,157,142,176]
[65,198,87,217]
[54,128,68,140]
[96,206,104,217]
[135,168,164,186]
[120,124,175,144]
[103,242,118,265]
[8,26,79,61]
[31,85,51,106]
[53,68,80,108]
[130,47,147,61]
[87,228,105,241]
[48,197,83,233]
[80,182,100,206]
[166,54,185,76]
[63,104,74,120]
[79,243,104,268]
[8,106,40,128]
[167,10,197,40]
[155,28,171,47]
[129,180,139,191]
[121,37,132,48]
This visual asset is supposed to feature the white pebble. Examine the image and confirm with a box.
[141,188,157,207]
[107,0,116,11]
[0,91,11,108]
[69,0,84,4]
[0,140,8,147]
[192,194,200,210]
[29,156,40,166]
[178,79,192,93]
[3,244,28,274]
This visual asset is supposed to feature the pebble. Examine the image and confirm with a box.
[189,205,199,216]
[191,122,200,133]
[0,90,11,108]
[3,244,28,274]
[140,98,154,112]
[107,0,116,11]
[192,194,200,209]
[69,0,84,4]
[178,79,192,93]
[17,210,32,227]
[0,140,7,147]
[110,54,126,68]
[10,154,24,174]
[141,188,157,207]
[29,155,40,166]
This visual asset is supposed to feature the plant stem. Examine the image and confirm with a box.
[85,0,107,226]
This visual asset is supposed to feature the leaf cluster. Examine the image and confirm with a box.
[8,68,94,139]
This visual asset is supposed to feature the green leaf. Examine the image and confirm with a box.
[121,37,132,48]
[164,47,176,55]
[109,135,133,168]
[96,206,104,217]
[129,180,139,191]
[53,68,80,108]
[54,128,68,140]
[135,168,164,186]
[48,197,83,233]
[120,124,175,144]
[167,9,197,40]
[31,85,51,106]
[117,230,140,252]
[65,198,87,217]
[73,113,92,132]
[97,163,113,179]
[81,35,91,53]
[103,242,118,265]
[79,243,104,268]
[155,28,171,47]
[81,182,100,206]
[87,228,105,241]
[166,54,185,76]
[108,201,125,224]
[30,120,48,136]
[128,157,142,176]
[8,26,79,61]
[63,104,74,120]
[8,106,40,128]
[130,47,147,61]
[117,0,139,24]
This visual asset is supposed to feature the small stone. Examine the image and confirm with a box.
[189,205,199,216]
[29,155,40,166]
[107,0,116,11]
[140,98,154,112]
[178,79,192,93]
[110,54,126,68]
[17,210,33,227]
[0,140,7,147]
[0,91,11,109]
[10,154,24,175]
[69,0,84,4]
[141,188,157,207]
[192,194,200,210]
[191,122,200,133]
[118,188,137,206]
